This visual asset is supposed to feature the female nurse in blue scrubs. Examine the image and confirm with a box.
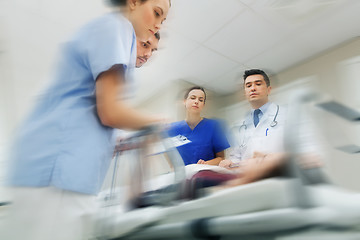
[168,86,230,166]
[4,1,171,240]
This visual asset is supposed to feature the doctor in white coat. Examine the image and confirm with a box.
[220,69,326,186]
[220,69,287,168]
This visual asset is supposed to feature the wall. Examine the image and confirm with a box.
[273,37,360,191]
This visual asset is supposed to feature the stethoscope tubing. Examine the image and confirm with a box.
[237,104,279,147]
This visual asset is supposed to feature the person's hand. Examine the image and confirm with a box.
[219,159,233,168]
[197,159,207,164]
[252,151,267,163]
[223,152,288,187]
[222,159,261,186]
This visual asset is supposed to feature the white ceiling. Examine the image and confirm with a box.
[2,0,360,106]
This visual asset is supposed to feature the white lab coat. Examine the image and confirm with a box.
[230,102,287,161]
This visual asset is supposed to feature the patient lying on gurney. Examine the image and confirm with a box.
[127,139,327,204]
[217,151,324,187]
[219,151,288,186]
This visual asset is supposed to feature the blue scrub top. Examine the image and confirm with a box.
[8,13,137,195]
[168,118,230,165]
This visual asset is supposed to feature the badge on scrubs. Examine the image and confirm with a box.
[170,135,192,147]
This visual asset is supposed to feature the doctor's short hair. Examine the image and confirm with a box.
[184,86,206,103]
[243,69,270,87]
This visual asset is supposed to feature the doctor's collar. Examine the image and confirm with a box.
[251,102,271,114]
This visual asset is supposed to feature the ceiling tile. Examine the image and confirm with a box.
[146,32,200,68]
[169,0,245,43]
[204,8,287,63]
[238,0,257,7]
[173,46,238,85]
[296,1,360,54]
[204,65,247,94]
[248,0,353,41]
[244,37,313,73]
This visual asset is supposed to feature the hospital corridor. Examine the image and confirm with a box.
[1,0,360,239]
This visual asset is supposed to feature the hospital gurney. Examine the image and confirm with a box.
[96,91,360,240]
[98,166,360,240]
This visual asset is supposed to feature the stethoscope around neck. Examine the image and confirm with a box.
[237,104,280,147]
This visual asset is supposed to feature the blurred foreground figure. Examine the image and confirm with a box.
[1,1,171,240]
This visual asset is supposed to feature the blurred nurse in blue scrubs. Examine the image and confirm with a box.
[168,86,230,166]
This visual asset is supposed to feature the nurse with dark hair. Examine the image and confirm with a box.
[168,86,230,166]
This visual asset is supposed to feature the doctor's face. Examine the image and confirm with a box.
[244,74,271,108]
[184,89,205,113]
